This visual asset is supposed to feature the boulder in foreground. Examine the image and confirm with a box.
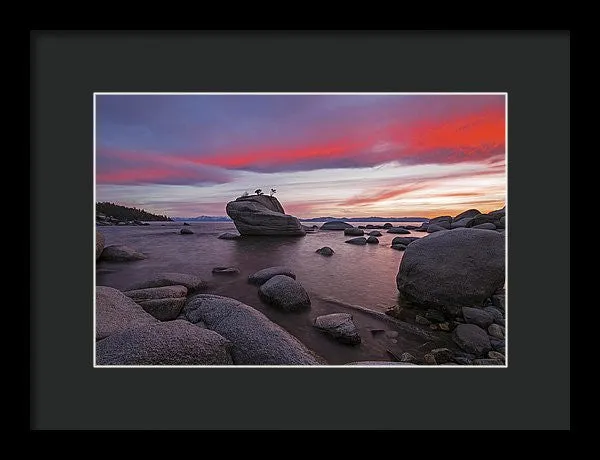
[96,286,158,340]
[96,320,233,365]
[396,228,505,310]
[258,275,311,311]
[183,294,324,364]
[225,195,305,236]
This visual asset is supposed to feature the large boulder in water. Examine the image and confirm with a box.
[320,221,353,230]
[225,195,305,236]
[96,320,233,365]
[182,294,324,364]
[258,275,311,311]
[396,228,505,310]
[96,286,159,340]
[96,231,105,260]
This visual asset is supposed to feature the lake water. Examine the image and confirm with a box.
[96,221,452,365]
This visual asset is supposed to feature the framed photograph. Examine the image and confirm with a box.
[94,92,507,368]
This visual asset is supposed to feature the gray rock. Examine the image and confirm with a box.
[473,223,497,230]
[496,318,506,327]
[366,236,379,244]
[391,244,407,251]
[345,237,367,245]
[426,224,448,233]
[127,272,206,292]
[400,352,417,363]
[320,221,353,230]
[491,294,506,310]
[180,228,194,234]
[396,228,505,310]
[100,245,147,262]
[183,294,323,364]
[499,216,506,227]
[258,275,311,311]
[391,236,419,246]
[96,320,233,365]
[96,231,105,260]
[316,247,335,256]
[344,228,365,236]
[123,285,188,301]
[424,354,437,365]
[429,215,453,228]
[488,323,505,339]
[462,307,494,329]
[212,267,240,275]
[368,230,383,237]
[225,195,305,236]
[387,227,411,234]
[218,232,241,240]
[424,309,446,323]
[465,213,501,228]
[248,266,296,285]
[385,330,399,339]
[484,306,504,322]
[454,357,473,365]
[314,313,361,345]
[415,315,431,325]
[383,223,393,228]
[453,351,475,365]
[137,297,187,321]
[450,217,474,228]
[472,358,504,365]
[490,338,506,351]
[96,286,159,340]
[453,209,481,221]
[431,348,453,364]
[488,350,505,361]
[452,324,492,355]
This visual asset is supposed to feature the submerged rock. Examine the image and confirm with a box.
[345,237,367,245]
[248,266,296,285]
[225,195,305,236]
[218,232,241,240]
[396,228,505,310]
[212,267,240,275]
[96,320,233,365]
[258,275,311,311]
[100,245,147,262]
[180,228,194,234]
[183,294,323,364]
[314,313,361,345]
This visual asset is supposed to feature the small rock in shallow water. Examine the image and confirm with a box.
[180,228,194,234]
[100,245,147,262]
[314,313,361,345]
[248,266,296,285]
[391,244,407,251]
[366,236,379,244]
[212,267,240,275]
[431,348,453,364]
[345,237,367,245]
[488,323,505,339]
[316,247,335,256]
[368,231,383,237]
[424,354,437,365]
[415,315,431,325]
[401,352,417,363]
[218,232,240,240]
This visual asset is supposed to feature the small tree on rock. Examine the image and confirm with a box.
[270,188,276,196]
[255,189,263,195]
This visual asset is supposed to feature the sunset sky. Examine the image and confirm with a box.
[95,93,506,218]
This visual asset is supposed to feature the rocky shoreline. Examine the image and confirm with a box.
[95,202,506,366]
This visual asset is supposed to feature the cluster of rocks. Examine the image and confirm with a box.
[96,214,150,226]
[96,230,147,262]
[416,207,506,234]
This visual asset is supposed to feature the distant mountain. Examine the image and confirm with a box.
[96,202,172,222]
[171,216,232,222]
[299,216,429,222]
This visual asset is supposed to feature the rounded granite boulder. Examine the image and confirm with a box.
[258,275,311,311]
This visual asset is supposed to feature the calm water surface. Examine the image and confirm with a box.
[96,221,445,364]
